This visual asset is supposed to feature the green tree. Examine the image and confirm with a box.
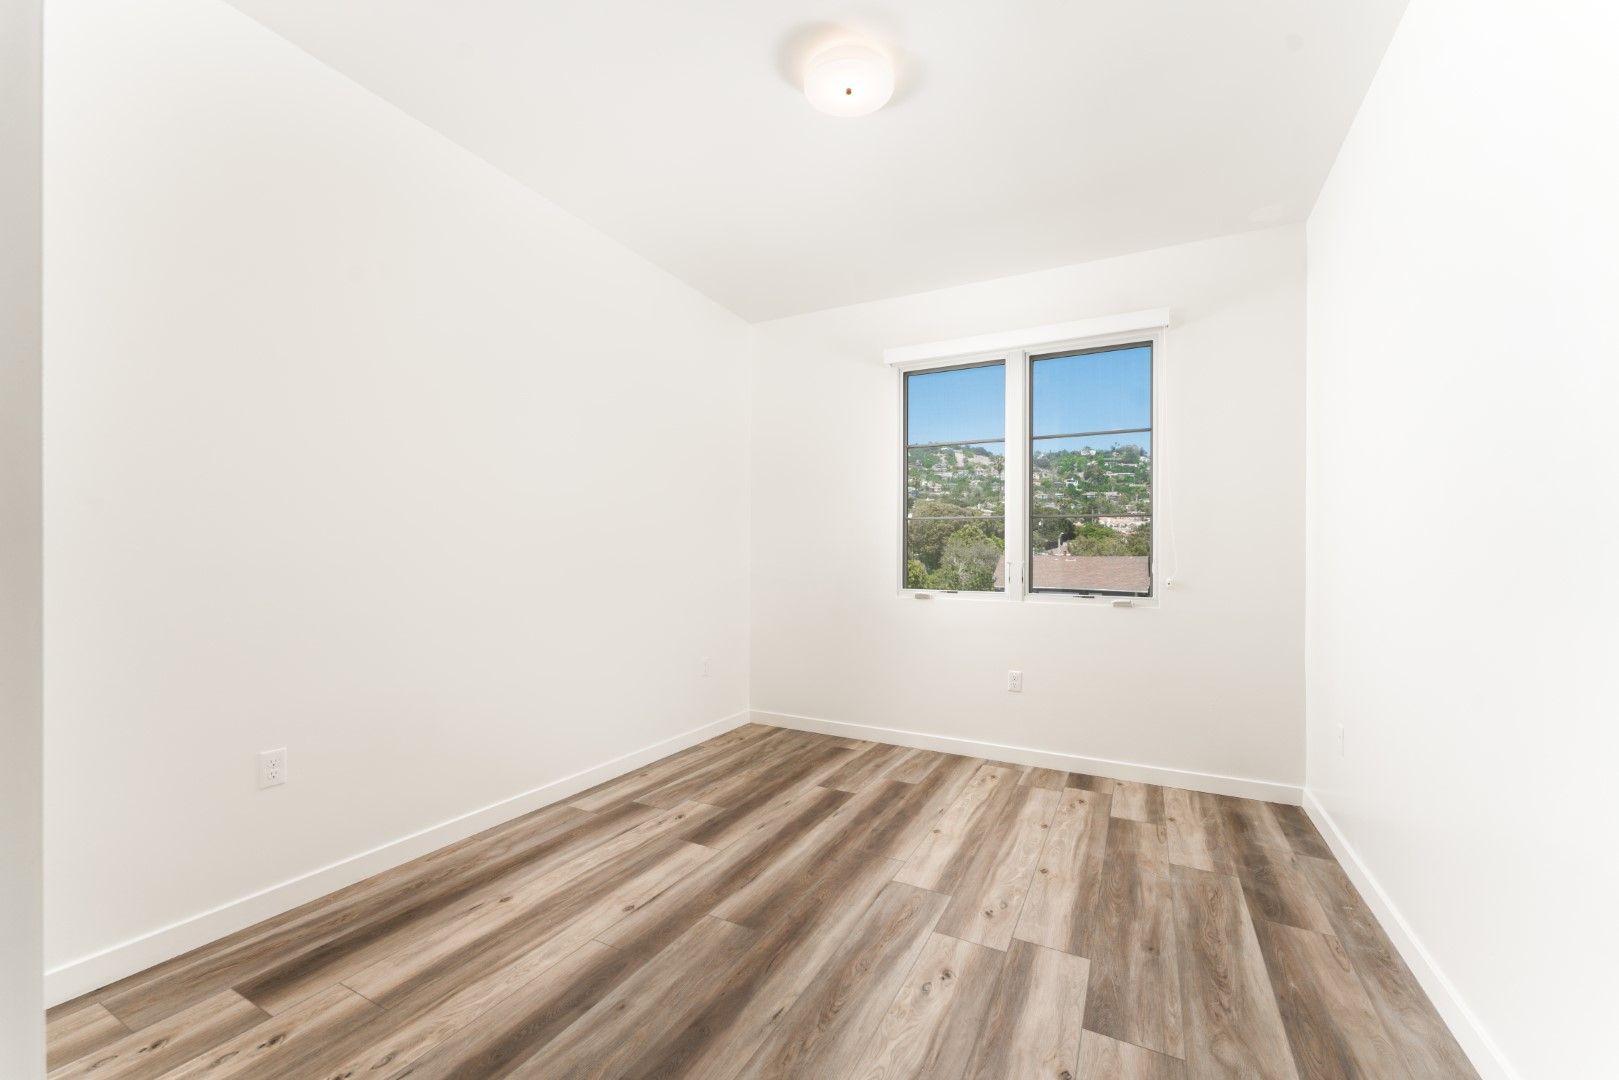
[906,501,972,570]
[1031,516,1075,553]
[1069,521,1129,556]
[935,523,1003,590]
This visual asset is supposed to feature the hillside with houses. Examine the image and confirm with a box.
[905,441,1151,591]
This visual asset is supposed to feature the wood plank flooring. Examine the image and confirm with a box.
[46,724,1480,1079]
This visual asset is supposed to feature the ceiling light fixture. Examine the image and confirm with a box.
[804,41,895,118]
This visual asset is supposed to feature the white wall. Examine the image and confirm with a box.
[1305,2,1619,1078]
[44,0,751,994]
[752,227,1306,794]
[2,0,44,1070]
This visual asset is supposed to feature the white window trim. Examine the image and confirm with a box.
[883,308,1169,371]
[894,310,1170,608]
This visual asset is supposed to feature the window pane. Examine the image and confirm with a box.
[1029,516,1151,594]
[905,441,1004,516]
[905,512,1006,592]
[904,362,1005,593]
[1030,434,1151,517]
[1030,341,1152,596]
[906,363,1005,445]
[1031,344,1150,436]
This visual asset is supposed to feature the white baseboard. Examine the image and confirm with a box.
[753,710,1302,804]
[1302,790,1519,1080]
[44,709,752,1007]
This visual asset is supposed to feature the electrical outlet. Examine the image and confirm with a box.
[258,747,287,788]
[1007,669,1023,693]
[1336,724,1345,757]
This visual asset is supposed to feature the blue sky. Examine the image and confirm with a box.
[1033,346,1151,436]
[905,345,1151,445]
[906,363,1005,443]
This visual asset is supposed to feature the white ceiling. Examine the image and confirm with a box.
[224,0,1408,321]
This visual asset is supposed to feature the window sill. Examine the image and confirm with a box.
[898,588,1008,603]
[899,588,1160,608]
[1024,591,1159,609]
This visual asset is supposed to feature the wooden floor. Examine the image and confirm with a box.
[46,724,1480,1079]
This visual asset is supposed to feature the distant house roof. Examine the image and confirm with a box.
[994,553,1150,592]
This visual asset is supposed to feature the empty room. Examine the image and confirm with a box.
[3,1,1615,1077]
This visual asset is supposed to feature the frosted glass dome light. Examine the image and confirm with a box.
[804,42,895,117]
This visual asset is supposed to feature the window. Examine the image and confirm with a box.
[1028,343,1153,596]
[903,362,1006,592]
[894,315,1163,601]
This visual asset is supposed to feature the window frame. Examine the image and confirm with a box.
[899,355,1010,598]
[894,321,1166,606]
[1026,338,1156,600]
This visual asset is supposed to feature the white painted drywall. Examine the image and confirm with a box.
[43,0,750,988]
[751,227,1306,791]
[1,0,44,1069]
[1305,2,1619,1077]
